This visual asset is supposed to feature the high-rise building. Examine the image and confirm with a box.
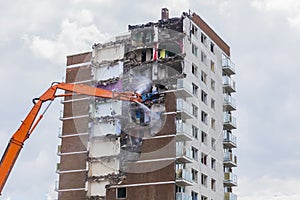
[56,8,237,200]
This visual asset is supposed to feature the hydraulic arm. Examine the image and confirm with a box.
[0,82,142,194]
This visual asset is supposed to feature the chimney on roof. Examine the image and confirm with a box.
[161,8,169,21]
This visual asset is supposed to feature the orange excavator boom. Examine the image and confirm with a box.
[0,82,142,194]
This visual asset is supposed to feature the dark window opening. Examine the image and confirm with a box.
[117,187,127,198]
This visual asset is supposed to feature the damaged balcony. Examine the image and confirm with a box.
[224,192,237,200]
[223,130,237,149]
[223,112,237,130]
[224,152,238,167]
[224,172,237,187]
[177,79,193,98]
[223,76,236,93]
[130,27,156,48]
[222,57,236,75]
[176,145,193,163]
[176,192,192,200]
[176,121,193,141]
[224,94,236,111]
[177,99,194,120]
[176,169,193,186]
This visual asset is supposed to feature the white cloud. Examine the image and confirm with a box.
[25,18,110,64]
[251,0,300,29]
[238,176,300,200]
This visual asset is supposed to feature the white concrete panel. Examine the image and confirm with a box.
[89,139,120,157]
[87,180,110,197]
[91,101,122,118]
[94,44,125,62]
[91,120,121,137]
[95,62,123,80]
[89,158,120,176]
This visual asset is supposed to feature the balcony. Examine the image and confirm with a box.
[223,76,236,93]
[224,172,237,187]
[176,192,192,200]
[224,94,236,111]
[177,99,194,120]
[223,131,237,148]
[176,169,193,186]
[57,145,61,155]
[224,192,237,200]
[223,112,237,130]
[56,163,60,173]
[55,180,59,192]
[176,146,193,163]
[177,79,193,98]
[222,57,236,75]
[176,121,193,141]
[224,152,238,167]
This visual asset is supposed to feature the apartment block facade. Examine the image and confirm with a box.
[56,8,237,200]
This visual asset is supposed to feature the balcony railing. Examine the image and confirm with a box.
[222,57,236,75]
[223,76,236,93]
[56,163,60,173]
[224,152,238,167]
[224,94,236,111]
[55,180,59,192]
[177,99,193,119]
[223,130,237,148]
[223,112,237,130]
[176,146,193,163]
[176,121,193,141]
[176,192,192,200]
[224,172,237,186]
[176,169,193,186]
[177,79,193,98]
[57,145,61,155]
[224,192,237,200]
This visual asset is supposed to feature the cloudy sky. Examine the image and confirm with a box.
[1,0,300,199]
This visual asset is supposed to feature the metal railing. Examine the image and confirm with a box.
[223,130,237,146]
[176,169,192,183]
[222,57,236,74]
[224,94,236,109]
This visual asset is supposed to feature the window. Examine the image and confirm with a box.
[211,179,216,191]
[192,104,198,118]
[192,147,198,161]
[201,90,208,104]
[191,25,198,37]
[211,138,216,150]
[192,125,198,139]
[210,42,215,53]
[192,83,198,96]
[201,111,208,124]
[211,79,215,91]
[192,168,198,183]
[192,44,198,57]
[117,187,127,199]
[211,98,215,110]
[201,173,208,187]
[192,191,198,200]
[211,60,215,72]
[192,63,198,76]
[201,131,207,145]
[201,51,207,65]
[201,196,208,200]
[211,157,216,170]
[211,118,216,130]
[201,33,207,46]
[201,71,207,84]
[201,152,208,166]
